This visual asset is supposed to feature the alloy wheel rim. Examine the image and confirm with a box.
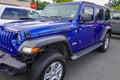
[44,61,63,80]
[104,36,109,49]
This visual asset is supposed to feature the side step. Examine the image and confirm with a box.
[71,42,103,60]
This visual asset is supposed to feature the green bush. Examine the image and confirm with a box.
[112,4,120,10]
[36,1,50,10]
[53,0,72,3]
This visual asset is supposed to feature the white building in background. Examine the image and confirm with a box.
[0,0,31,7]
[0,0,53,8]
[38,0,53,3]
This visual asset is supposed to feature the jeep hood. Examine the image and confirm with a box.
[2,20,73,38]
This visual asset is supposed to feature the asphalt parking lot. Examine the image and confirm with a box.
[0,35,120,80]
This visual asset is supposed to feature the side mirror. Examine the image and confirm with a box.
[80,14,92,24]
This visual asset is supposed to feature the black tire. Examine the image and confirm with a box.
[30,52,66,80]
[98,33,111,52]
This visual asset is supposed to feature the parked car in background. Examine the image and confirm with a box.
[110,10,120,34]
[0,3,40,25]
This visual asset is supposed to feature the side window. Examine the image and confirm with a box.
[81,5,94,22]
[112,11,120,20]
[96,8,104,21]
[105,9,110,20]
[28,10,40,19]
[22,9,29,18]
[1,8,26,20]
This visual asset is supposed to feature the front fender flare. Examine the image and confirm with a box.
[18,35,71,53]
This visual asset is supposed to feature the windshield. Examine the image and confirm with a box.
[40,3,79,19]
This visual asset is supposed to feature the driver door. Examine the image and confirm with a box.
[77,5,96,50]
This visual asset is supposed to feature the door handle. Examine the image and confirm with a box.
[76,28,82,33]
[78,28,82,32]
[78,28,82,31]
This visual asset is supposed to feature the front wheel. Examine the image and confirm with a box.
[98,33,111,52]
[31,52,66,80]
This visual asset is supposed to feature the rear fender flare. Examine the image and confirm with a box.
[100,26,111,41]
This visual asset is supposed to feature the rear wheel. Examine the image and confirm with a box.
[98,33,110,52]
[31,52,66,80]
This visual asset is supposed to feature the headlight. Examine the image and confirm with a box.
[17,34,22,42]
[22,47,32,53]
[22,47,40,54]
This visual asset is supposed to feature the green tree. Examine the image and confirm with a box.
[36,1,50,10]
[111,0,120,10]
[53,0,72,3]
[31,0,36,2]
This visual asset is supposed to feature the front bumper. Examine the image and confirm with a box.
[0,50,26,75]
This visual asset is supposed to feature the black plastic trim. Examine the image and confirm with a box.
[18,35,72,56]
[0,50,26,75]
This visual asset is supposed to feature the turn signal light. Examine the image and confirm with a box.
[31,48,40,53]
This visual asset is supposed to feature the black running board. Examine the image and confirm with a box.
[71,42,103,60]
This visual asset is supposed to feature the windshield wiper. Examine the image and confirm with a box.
[40,16,48,19]
[20,18,34,20]
[50,16,62,18]
[49,16,62,20]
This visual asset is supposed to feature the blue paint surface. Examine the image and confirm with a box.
[0,1,110,56]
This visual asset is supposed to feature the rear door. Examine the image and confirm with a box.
[94,7,105,42]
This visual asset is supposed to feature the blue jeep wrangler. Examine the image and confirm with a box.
[0,1,111,80]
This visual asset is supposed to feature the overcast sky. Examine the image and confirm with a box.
[41,0,109,6]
